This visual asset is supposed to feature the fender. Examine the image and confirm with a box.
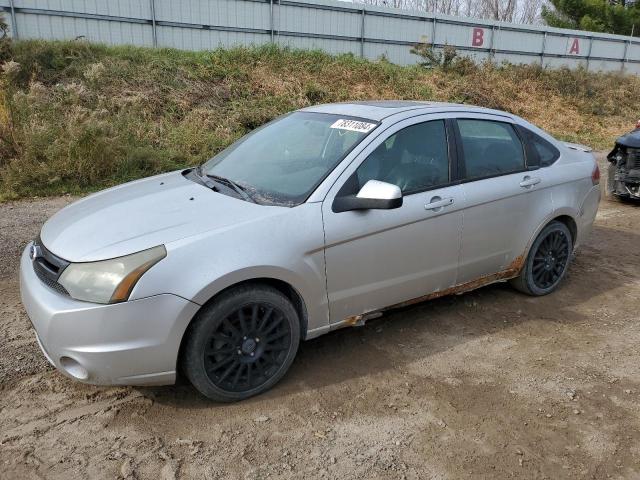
[190,265,328,337]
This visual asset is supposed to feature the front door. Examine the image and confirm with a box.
[322,117,464,324]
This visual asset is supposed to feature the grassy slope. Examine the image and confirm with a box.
[0,40,639,200]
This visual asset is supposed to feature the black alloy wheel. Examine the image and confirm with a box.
[182,284,300,402]
[204,303,292,392]
[530,229,571,290]
[510,221,573,296]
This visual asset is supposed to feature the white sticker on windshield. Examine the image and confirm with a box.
[330,119,376,133]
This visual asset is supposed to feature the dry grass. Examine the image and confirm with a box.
[0,40,639,200]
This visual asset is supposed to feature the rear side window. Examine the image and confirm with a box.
[519,128,560,167]
[457,119,525,180]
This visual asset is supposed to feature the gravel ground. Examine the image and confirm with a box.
[1,154,640,479]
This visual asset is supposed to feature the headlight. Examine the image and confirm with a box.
[58,245,166,304]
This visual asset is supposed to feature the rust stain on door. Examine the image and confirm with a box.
[344,255,525,326]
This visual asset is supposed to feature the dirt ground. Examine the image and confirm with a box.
[1,154,640,480]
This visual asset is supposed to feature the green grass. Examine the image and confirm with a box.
[1,39,639,201]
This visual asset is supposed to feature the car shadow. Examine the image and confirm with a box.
[141,223,639,409]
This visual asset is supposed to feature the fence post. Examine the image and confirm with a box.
[277,0,281,41]
[432,15,437,47]
[540,31,547,66]
[270,0,274,42]
[622,39,630,73]
[9,0,18,40]
[586,36,593,71]
[489,25,496,60]
[149,0,157,47]
[360,8,365,57]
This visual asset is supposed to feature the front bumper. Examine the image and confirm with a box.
[19,244,200,386]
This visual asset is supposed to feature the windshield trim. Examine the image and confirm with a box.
[201,112,380,207]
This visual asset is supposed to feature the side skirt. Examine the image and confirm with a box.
[337,254,526,329]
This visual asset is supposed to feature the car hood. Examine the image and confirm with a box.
[615,129,640,149]
[40,171,278,262]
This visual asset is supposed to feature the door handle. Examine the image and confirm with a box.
[424,196,454,211]
[520,176,541,188]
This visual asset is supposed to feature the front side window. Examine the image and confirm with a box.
[350,120,450,195]
[458,119,525,180]
[202,112,377,206]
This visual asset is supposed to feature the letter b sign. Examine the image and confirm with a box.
[472,28,484,47]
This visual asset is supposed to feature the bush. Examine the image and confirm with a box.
[0,14,11,64]
[411,42,459,71]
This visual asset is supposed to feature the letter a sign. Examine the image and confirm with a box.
[471,28,484,47]
[568,38,580,55]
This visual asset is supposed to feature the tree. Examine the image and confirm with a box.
[355,0,545,24]
[542,0,640,36]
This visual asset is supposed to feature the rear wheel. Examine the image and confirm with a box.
[182,284,300,402]
[511,221,572,296]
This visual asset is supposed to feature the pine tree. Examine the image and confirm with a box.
[542,0,640,36]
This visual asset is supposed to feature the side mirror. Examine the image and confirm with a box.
[332,180,403,213]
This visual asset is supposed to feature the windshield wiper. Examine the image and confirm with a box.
[206,173,258,204]
[192,165,218,190]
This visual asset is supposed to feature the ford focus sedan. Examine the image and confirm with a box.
[20,101,601,401]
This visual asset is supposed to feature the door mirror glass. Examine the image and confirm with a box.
[333,180,403,213]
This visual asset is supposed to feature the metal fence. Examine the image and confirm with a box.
[1,0,639,74]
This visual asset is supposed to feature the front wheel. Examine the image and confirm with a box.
[510,221,573,296]
[182,284,300,402]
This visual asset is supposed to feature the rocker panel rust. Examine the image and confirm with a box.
[344,254,525,326]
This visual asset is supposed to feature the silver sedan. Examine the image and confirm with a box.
[20,101,601,401]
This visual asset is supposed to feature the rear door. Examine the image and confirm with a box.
[455,115,554,283]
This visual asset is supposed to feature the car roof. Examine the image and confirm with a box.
[301,101,514,122]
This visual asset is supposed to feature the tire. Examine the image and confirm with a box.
[510,221,573,296]
[182,284,300,402]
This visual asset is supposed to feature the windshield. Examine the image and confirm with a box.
[202,112,378,206]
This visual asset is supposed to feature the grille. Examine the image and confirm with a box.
[627,148,640,170]
[31,238,70,297]
[33,260,70,296]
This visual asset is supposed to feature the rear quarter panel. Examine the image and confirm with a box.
[547,147,600,249]
[511,115,599,252]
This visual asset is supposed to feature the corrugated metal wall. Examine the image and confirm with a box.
[1,0,638,74]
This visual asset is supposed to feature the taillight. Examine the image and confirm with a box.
[636,119,640,129]
[592,164,600,185]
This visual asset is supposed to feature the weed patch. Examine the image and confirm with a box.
[0,40,638,200]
